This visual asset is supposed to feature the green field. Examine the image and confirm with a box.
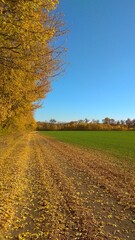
[40,131,135,168]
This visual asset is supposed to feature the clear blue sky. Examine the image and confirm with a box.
[35,0,135,122]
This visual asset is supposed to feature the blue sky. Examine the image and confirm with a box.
[35,0,135,122]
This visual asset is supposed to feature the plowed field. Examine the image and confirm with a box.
[0,132,135,240]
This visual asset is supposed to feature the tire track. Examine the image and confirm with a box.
[36,133,135,240]
[39,135,135,210]
[3,133,108,239]
[0,132,134,240]
[0,134,30,237]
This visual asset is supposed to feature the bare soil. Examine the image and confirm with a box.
[0,132,135,240]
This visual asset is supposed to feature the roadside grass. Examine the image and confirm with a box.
[39,131,135,169]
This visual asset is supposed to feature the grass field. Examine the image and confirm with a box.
[40,131,135,168]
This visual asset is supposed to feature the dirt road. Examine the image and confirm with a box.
[0,132,135,239]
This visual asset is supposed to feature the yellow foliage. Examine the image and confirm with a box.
[0,0,64,131]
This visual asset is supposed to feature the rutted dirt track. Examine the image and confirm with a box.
[0,132,135,240]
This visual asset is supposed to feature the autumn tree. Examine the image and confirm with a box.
[50,119,57,123]
[102,117,111,125]
[0,0,65,131]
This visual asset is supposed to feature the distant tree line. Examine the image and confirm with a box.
[37,117,135,131]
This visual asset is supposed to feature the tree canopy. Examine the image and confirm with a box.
[0,0,64,132]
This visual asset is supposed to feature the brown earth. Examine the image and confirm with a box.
[0,132,135,240]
